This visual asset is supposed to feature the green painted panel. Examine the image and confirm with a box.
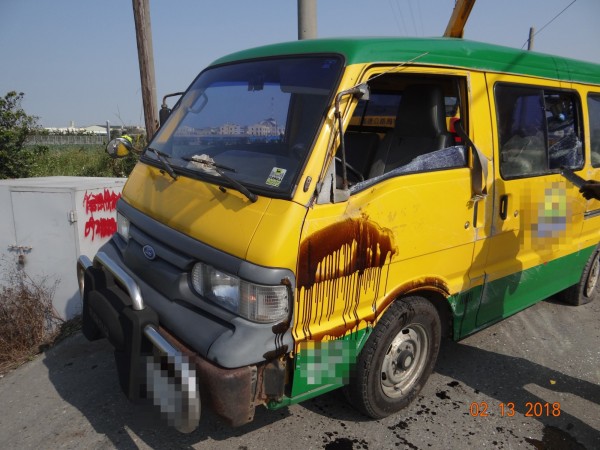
[210,38,600,86]
[267,327,371,410]
[270,247,594,410]
[448,285,483,340]
[451,246,594,339]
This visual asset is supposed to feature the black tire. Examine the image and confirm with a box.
[560,246,600,306]
[345,296,441,419]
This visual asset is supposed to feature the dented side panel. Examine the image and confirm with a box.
[293,167,476,340]
[295,213,395,342]
[290,164,477,397]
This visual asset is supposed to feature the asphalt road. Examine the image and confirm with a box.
[0,295,598,450]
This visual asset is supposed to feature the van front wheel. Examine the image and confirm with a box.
[561,247,600,306]
[346,296,441,419]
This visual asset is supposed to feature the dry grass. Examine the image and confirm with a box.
[0,269,64,374]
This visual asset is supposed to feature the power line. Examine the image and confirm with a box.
[407,0,418,36]
[388,0,405,35]
[389,0,408,36]
[522,0,577,49]
[416,0,424,37]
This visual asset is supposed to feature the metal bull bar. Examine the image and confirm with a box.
[77,253,200,433]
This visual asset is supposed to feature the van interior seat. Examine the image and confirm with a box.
[368,84,453,178]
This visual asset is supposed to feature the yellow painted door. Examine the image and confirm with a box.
[475,75,587,327]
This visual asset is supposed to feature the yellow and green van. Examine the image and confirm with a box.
[78,37,600,431]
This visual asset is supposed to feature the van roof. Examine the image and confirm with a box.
[210,37,600,86]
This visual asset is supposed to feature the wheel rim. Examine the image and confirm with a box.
[380,324,429,399]
[585,254,600,297]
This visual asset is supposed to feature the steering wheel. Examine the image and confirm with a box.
[335,156,364,182]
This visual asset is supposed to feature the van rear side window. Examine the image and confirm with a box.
[496,84,584,179]
[588,93,600,167]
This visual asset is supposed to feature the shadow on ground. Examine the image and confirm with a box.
[44,305,600,449]
[43,333,294,449]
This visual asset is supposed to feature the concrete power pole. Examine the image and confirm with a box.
[527,27,535,50]
[298,0,317,40]
[132,0,158,139]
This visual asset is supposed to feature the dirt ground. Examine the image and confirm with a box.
[0,294,598,449]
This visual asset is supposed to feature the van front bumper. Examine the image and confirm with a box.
[76,253,260,431]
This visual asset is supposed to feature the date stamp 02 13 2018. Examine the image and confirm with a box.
[469,402,562,418]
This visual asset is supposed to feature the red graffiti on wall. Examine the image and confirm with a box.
[83,189,121,215]
[84,217,117,241]
[83,189,121,241]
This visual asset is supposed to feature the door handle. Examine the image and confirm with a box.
[499,194,508,220]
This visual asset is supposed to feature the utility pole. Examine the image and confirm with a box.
[443,0,476,38]
[298,0,317,40]
[132,0,158,139]
[527,27,535,50]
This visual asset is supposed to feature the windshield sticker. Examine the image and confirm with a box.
[266,167,287,187]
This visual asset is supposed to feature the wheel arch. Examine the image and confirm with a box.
[376,278,454,338]
[411,290,453,339]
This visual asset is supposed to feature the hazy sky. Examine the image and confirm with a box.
[1,0,598,128]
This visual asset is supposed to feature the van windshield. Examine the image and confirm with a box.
[148,56,343,196]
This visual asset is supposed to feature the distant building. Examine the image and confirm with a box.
[28,123,144,146]
[247,118,279,136]
[220,123,243,135]
[44,122,103,135]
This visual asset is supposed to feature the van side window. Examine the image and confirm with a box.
[496,84,583,179]
[546,92,583,170]
[588,93,600,167]
[340,74,468,192]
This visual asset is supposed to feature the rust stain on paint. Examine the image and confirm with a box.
[373,277,450,321]
[295,216,396,341]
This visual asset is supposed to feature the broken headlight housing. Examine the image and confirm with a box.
[116,212,130,243]
[191,262,289,323]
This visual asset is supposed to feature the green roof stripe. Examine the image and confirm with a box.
[210,37,600,86]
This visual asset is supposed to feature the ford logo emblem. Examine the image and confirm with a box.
[142,245,156,260]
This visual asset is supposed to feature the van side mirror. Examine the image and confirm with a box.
[159,104,171,126]
[160,92,185,125]
[106,137,133,159]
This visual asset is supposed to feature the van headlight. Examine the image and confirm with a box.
[116,212,130,242]
[191,263,289,323]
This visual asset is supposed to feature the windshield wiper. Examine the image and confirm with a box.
[183,155,257,203]
[146,147,178,180]
[182,155,236,173]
